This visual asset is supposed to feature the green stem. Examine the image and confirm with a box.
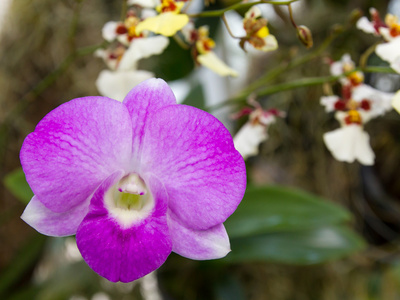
[238,28,339,98]
[188,0,300,18]
[207,66,396,111]
[120,0,128,21]
[359,42,378,68]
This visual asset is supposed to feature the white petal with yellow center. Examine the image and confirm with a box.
[95,69,154,102]
[136,13,189,37]
[233,122,267,160]
[197,52,238,77]
[323,124,374,165]
[118,36,169,70]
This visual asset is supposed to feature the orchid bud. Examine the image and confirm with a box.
[296,25,313,48]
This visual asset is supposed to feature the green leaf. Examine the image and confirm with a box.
[182,84,206,110]
[225,186,351,238]
[224,225,365,265]
[3,168,33,204]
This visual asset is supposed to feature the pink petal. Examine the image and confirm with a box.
[21,195,90,236]
[168,211,230,260]
[141,105,246,230]
[76,173,172,283]
[20,97,133,213]
[122,78,177,166]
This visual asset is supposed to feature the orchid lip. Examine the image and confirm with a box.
[105,173,154,228]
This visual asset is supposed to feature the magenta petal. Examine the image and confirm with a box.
[76,173,172,283]
[21,195,89,237]
[168,211,230,260]
[141,105,246,230]
[20,97,133,213]
[122,78,176,164]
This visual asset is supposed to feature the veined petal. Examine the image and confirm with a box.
[141,105,246,230]
[233,122,267,160]
[136,13,189,37]
[122,78,177,167]
[102,21,119,42]
[376,38,400,73]
[21,195,89,237]
[392,90,400,113]
[197,52,238,77]
[76,173,172,283]
[118,36,170,71]
[323,125,375,165]
[168,211,230,260]
[20,97,133,213]
[96,69,154,102]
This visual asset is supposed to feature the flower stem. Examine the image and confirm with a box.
[359,42,378,68]
[287,3,297,28]
[222,14,241,39]
[207,66,396,111]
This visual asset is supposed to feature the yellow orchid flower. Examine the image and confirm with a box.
[136,0,189,37]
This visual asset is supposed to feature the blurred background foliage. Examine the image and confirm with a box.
[1,0,400,299]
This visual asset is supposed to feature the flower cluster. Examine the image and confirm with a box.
[321,54,393,165]
[239,6,278,52]
[21,79,246,283]
[233,96,284,160]
[357,8,400,73]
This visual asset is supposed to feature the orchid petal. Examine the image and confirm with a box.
[20,97,133,213]
[168,211,230,260]
[136,13,189,37]
[352,84,394,117]
[102,21,118,42]
[76,173,172,283]
[376,38,400,73]
[122,78,177,166]
[21,195,89,236]
[245,6,262,19]
[197,52,238,77]
[320,95,340,113]
[261,35,278,52]
[118,36,170,71]
[233,122,267,160]
[96,70,154,102]
[127,0,159,8]
[392,90,400,113]
[356,17,377,35]
[323,125,375,165]
[141,105,246,230]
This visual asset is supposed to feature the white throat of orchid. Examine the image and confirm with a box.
[105,173,154,228]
